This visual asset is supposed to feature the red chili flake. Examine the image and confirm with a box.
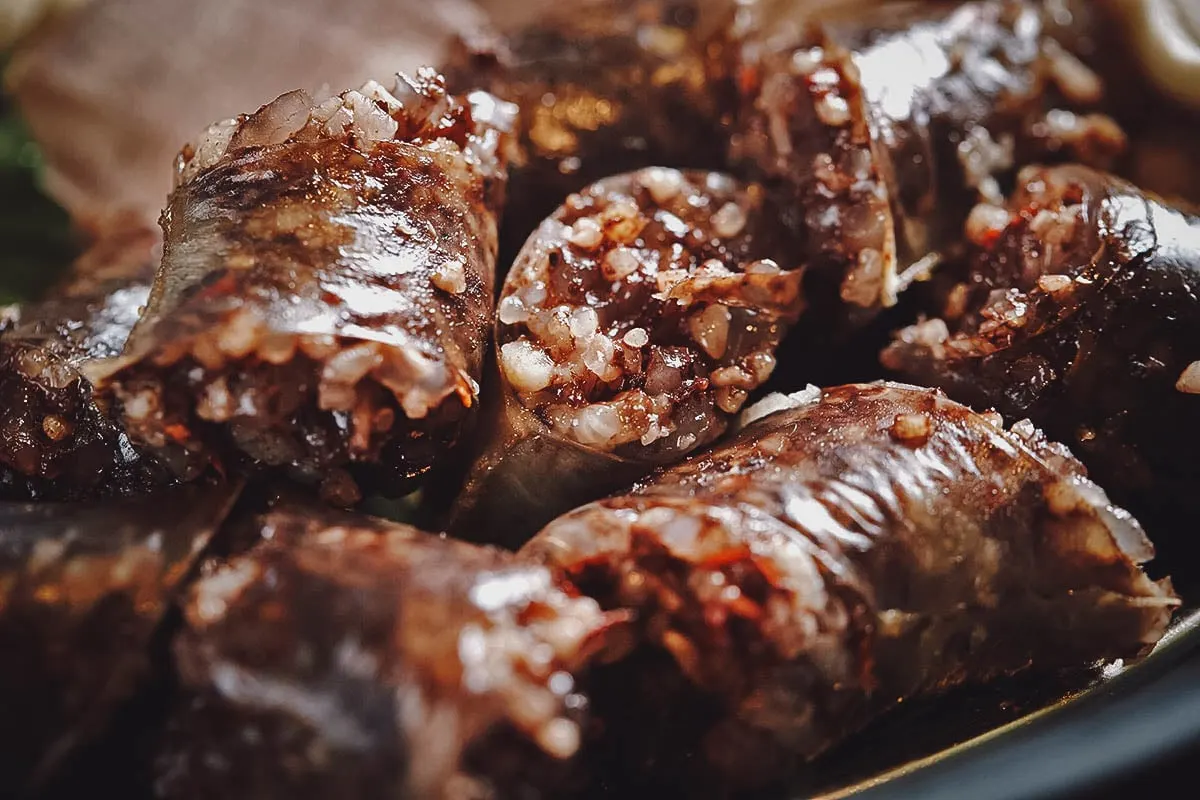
[979,227,1005,249]
[736,65,760,96]
[198,273,239,300]
[164,423,191,442]
[726,594,763,620]
[455,382,475,408]
[699,546,754,570]
[749,554,784,587]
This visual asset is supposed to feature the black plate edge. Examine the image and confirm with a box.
[815,610,1200,800]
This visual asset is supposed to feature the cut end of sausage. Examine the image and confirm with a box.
[176,68,517,189]
[496,167,805,464]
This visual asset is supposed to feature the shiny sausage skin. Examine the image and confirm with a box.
[156,503,627,800]
[0,224,170,500]
[443,0,732,263]
[87,70,516,506]
[728,0,1124,325]
[884,165,1200,556]
[524,382,1176,790]
[0,484,241,797]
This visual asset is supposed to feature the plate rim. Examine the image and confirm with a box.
[805,607,1200,800]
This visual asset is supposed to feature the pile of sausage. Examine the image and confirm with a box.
[2,1,1196,797]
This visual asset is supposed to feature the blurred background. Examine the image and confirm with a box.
[0,0,516,299]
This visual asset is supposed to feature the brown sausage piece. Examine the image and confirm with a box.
[449,167,805,546]
[87,70,516,506]
[523,382,1176,790]
[0,483,241,797]
[0,223,170,500]
[728,0,1125,325]
[884,164,1200,558]
[155,503,627,800]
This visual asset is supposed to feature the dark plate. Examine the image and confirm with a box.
[785,608,1200,800]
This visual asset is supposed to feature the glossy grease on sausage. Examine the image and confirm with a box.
[156,504,627,799]
[88,71,516,504]
[524,382,1175,789]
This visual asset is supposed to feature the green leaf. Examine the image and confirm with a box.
[361,490,426,526]
[0,82,75,302]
